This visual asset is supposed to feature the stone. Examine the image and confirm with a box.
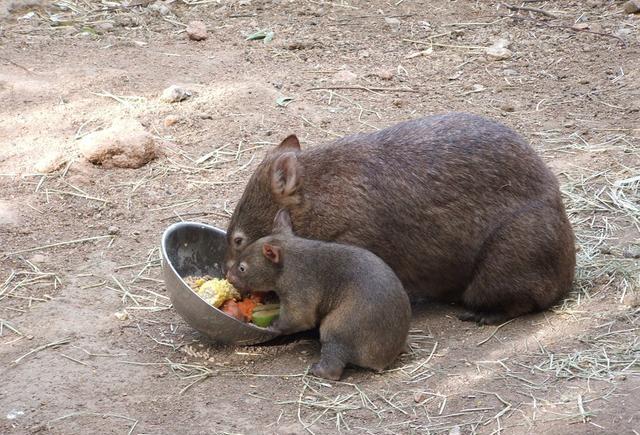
[501,102,516,112]
[384,16,401,32]
[333,69,357,82]
[114,310,129,321]
[623,245,640,259]
[79,119,159,169]
[163,115,179,127]
[96,22,114,33]
[414,391,429,403]
[623,0,640,14]
[30,254,48,263]
[486,39,512,60]
[376,69,394,80]
[186,20,208,41]
[160,85,191,103]
[34,152,67,173]
[622,292,640,307]
[149,1,171,16]
[0,200,19,226]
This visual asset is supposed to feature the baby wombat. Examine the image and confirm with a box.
[226,209,411,380]
[224,112,576,325]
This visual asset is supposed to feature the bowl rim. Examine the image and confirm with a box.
[160,221,280,335]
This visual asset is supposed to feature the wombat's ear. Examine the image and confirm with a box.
[271,152,302,205]
[262,243,282,264]
[272,209,293,234]
[277,135,301,151]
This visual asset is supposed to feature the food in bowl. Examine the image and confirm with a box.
[184,275,279,327]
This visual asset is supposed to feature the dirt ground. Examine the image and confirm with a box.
[1,0,639,434]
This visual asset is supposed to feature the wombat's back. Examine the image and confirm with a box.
[295,113,568,300]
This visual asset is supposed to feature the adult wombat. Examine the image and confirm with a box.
[225,113,576,324]
[226,209,411,380]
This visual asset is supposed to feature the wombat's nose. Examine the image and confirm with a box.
[226,272,238,288]
[223,260,234,276]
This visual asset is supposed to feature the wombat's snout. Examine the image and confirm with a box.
[226,271,248,296]
[223,260,235,276]
[226,271,237,287]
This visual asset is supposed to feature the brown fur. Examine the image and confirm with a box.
[226,210,411,380]
[225,112,576,324]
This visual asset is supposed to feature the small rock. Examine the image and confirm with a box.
[417,20,432,32]
[163,115,180,127]
[560,394,572,403]
[614,27,633,40]
[622,292,640,307]
[392,98,406,108]
[501,102,516,112]
[107,225,120,235]
[149,2,171,16]
[462,83,485,95]
[578,78,590,84]
[6,410,24,420]
[486,46,512,60]
[79,119,160,169]
[34,152,67,173]
[448,70,463,81]
[186,20,208,41]
[486,39,512,61]
[30,254,48,263]
[280,39,317,50]
[96,22,114,33]
[623,0,640,14]
[160,85,191,103]
[572,22,590,31]
[0,200,19,226]
[114,310,129,321]
[376,69,394,80]
[623,245,640,259]
[414,392,428,403]
[333,69,358,82]
[277,423,308,435]
[384,17,401,26]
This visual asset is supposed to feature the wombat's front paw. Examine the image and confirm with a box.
[267,319,284,334]
[265,324,282,334]
[310,361,343,381]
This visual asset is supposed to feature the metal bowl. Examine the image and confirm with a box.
[160,221,280,345]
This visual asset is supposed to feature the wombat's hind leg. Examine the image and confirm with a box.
[461,200,575,325]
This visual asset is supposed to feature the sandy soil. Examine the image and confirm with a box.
[1,1,639,434]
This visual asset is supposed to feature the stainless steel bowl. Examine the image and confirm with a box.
[160,221,280,345]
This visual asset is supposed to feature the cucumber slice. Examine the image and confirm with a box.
[251,308,279,328]
[253,303,280,313]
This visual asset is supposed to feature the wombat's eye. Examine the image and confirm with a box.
[233,237,244,247]
[238,262,247,273]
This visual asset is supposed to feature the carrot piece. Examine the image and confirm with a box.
[221,300,245,321]
[236,298,259,321]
